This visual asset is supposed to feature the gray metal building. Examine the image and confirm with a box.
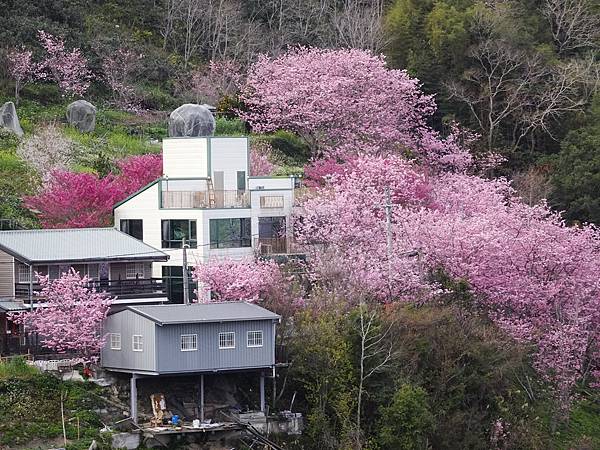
[100,302,281,423]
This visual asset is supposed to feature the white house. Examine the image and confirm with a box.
[113,136,297,302]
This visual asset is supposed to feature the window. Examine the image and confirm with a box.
[219,332,235,349]
[87,264,99,280]
[260,196,284,208]
[237,171,246,191]
[110,333,121,350]
[209,218,251,249]
[162,266,197,304]
[48,265,60,280]
[247,331,263,348]
[121,219,143,240]
[181,334,197,351]
[132,335,143,352]
[126,263,145,280]
[161,220,197,248]
[18,264,31,283]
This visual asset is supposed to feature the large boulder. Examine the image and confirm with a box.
[66,100,96,133]
[0,101,24,137]
[168,103,215,137]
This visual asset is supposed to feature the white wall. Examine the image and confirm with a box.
[210,138,249,190]
[163,138,208,178]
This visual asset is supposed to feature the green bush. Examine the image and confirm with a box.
[264,130,311,166]
[377,383,433,450]
[215,117,246,136]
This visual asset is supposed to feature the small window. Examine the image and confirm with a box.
[126,263,144,280]
[260,196,284,208]
[48,265,60,280]
[219,332,235,349]
[247,331,263,348]
[181,334,198,351]
[132,335,143,352]
[18,265,31,283]
[110,333,121,350]
[120,219,144,240]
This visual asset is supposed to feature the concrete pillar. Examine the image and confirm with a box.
[260,371,265,413]
[200,374,205,422]
[130,373,138,424]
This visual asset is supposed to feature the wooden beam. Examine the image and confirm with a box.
[260,371,265,412]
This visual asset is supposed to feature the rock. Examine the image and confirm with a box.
[0,101,24,137]
[168,104,215,137]
[66,100,96,132]
[111,432,140,449]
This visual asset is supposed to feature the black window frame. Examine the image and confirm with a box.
[209,218,251,249]
[161,219,197,249]
[120,219,144,241]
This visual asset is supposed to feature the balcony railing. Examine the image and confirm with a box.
[15,278,166,300]
[161,190,250,209]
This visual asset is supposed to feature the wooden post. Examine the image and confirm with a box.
[200,374,205,422]
[260,371,265,413]
[272,366,276,410]
[130,373,138,424]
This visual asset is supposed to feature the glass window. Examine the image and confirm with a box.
[18,264,31,283]
[48,265,60,280]
[237,171,246,191]
[87,264,99,280]
[247,331,263,348]
[209,218,251,249]
[181,334,197,351]
[219,332,235,349]
[161,220,197,248]
[162,266,196,304]
[126,263,145,280]
[132,335,143,352]
[120,219,143,240]
[110,333,121,350]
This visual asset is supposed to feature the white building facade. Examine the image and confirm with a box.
[113,136,296,302]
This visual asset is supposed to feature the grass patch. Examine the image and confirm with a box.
[0,357,39,379]
[215,117,246,136]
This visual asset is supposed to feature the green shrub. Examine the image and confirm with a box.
[377,383,433,450]
[215,117,246,136]
[264,130,311,166]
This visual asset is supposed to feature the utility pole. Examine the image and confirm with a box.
[182,238,190,305]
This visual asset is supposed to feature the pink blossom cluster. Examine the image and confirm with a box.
[25,153,162,228]
[294,154,600,413]
[35,30,93,96]
[240,47,474,171]
[250,140,278,176]
[11,269,112,360]
[102,47,143,112]
[193,258,286,303]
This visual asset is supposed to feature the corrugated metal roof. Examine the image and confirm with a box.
[127,302,280,325]
[0,300,27,312]
[0,228,168,264]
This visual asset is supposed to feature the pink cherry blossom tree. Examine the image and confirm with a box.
[11,269,113,361]
[102,47,144,112]
[293,153,600,421]
[193,257,286,303]
[239,47,473,171]
[36,30,93,97]
[187,59,243,106]
[6,48,34,106]
[250,140,278,176]
[24,153,162,228]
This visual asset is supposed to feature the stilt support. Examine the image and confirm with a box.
[200,374,205,422]
[260,371,266,412]
[130,373,138,424]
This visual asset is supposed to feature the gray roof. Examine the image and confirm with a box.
[0,228,168,264]
[0,300,27,312]
[127,302,280,325]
